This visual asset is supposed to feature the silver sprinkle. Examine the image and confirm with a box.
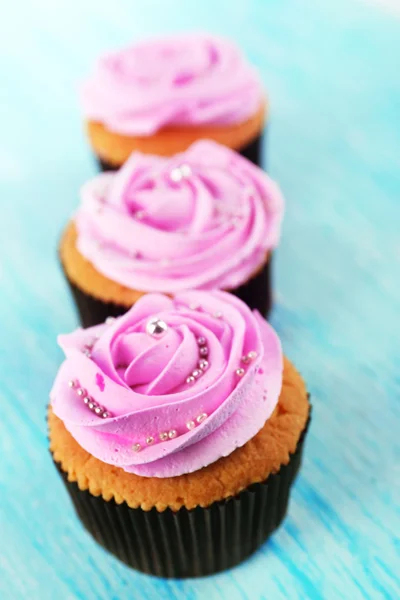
[146,436,154,445]
[105,316,116,325]
[68,380,76,388]
[199,359,209,370]
[186,420,196,430]
[199,346,209,357]
[192,369,202,379]
[102,411,111,419]
[241,355,251,364]
[170,167,183,182]
[196,413,207,424]
[236,368,245,377]
[94,406,103,415]
[180,164,192,178]
[159,432,168,441]
[197,337,206,346]
[83,396,90,405]
[186,375,195,385]
[146,318,168,338]
[76,388,85,397]
[248,351,258,360]
[132,443,141,453]
[168,430,177,439]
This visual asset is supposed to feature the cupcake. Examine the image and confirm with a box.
[81,33,266,171]
[49,291,310,577]
[60,140,284,327]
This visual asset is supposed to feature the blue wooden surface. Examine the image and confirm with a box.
[1,0,399,598]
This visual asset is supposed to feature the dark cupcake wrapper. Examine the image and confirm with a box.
[53,414,310,578]
[95,131,265,172]
[61,255,273,328]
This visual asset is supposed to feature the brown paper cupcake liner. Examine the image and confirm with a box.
[53,414,309,578]
[61,256,273,328]
[95,131,265,172]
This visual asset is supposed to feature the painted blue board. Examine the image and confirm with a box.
[0,0,399,598]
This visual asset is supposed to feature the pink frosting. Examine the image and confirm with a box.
[81,33,264,135]
[75,140,284,293]
[51,291,283,478]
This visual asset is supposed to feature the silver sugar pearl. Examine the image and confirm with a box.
[170,167,183,182]
[196,413,207,424]
[159,432,168,441]
[197,337,206,346]
[83,396,91,405]
[248,351,258,360]
[236,368,245,377]
[199,346,209,357]
[105,316,116,325]
[199,359,209,370]
[146,318,168,338]
[180,164,192,178]
[132,443,141,452]
[186,375,195,385]
[146,436,154,445]
[88,401,97,410]
[68,380,76,388]
[241,355,251,364]
[94,406,103,415]
[186,420,196,430]
[76,388,85,397]
[192,369,202,379]
[102,411,111,419]
[168,430,177,439]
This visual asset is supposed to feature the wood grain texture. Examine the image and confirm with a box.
[0,0,399,598]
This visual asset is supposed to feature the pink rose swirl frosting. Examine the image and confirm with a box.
[51,291,283,478]
[75,139,284,293]
[81,33,264,135]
